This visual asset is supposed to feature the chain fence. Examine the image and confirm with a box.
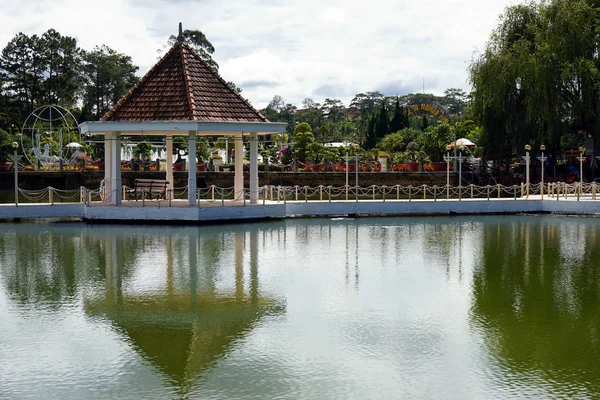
[3,181,599,206]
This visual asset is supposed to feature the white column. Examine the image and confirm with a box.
[188,131,197,206]
[249,132,258,203]
[166,135,174,198]
[103,133,112,202]
[111,132,122,205]
[234,131,244,201]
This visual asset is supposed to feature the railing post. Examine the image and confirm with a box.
[168,190,172,207]
[433,185,436,202]
[49,186,54,205]
[295,185,299,201]
[487,185,490,201]
[277,186,281,203]
[514,185,517,200]
[373,186,376,200]
[270,186,273,201]
[122,186,126,201]
[320,185,323,201]
[577,183,581,201]
[211,185,215,201]
[355,185,358,202]
[346,184,349,201]
[497,184,501,199]
[383,185,386,202]
[80,186,85,203]
[283,186,287,204]
[459,185,462,201]
[328,186,332,202]
[396,185,400,200]
[423,184,427,200]
[593,182,597,200]
[408,186,412,202]
[470,184,474,199]
[305,186,308,203]
[447,184,450,200]
[142,188,146,207]
[87,189,92,205]
[521,182,524,198]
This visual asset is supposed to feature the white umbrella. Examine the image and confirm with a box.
[66,142,83,148]
[450,138,477,149]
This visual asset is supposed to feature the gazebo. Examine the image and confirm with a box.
[79,25,286,206]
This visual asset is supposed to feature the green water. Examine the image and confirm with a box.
[1,216,599,399]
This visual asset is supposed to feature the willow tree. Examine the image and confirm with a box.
[470,0,600,160]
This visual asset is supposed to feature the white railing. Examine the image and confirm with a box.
[8,181,599,207]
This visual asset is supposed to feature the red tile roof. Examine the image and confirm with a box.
[101,43,268,123]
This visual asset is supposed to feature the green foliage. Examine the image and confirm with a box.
[404,141,430,163]
[81,45,139,119]
[389,98,409,133]
[0,129,15,162]
[470,0,600,159]
[196,140,210,162]
[378,128,421,153]
[167,29,218,71]
[293,130,316,162]
[133,141,152,159]
[293,122,312,135]
[421,123,453,162]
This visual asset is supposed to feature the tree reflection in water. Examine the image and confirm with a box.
[470,218,600,397]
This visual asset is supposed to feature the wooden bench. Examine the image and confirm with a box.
[128,179,169,200]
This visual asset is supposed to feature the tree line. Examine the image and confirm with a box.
[470,0,600,163]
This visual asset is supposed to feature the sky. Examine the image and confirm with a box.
[0,0,519,109]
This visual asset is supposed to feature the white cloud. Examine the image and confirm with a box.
[0,0,518,108]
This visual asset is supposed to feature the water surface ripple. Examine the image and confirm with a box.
[1,216,599,399]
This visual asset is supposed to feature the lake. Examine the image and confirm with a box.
[1,216,599,399]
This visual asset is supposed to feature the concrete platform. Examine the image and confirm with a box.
[0,196,599,224]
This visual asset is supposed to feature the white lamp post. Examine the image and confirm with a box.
[524,144,531,198]
[443,144,454,199]
[341,152,353,200]
[577,146,586,187]
[12,142,19,206]
[537,145,546,199]
[458,145,466,189]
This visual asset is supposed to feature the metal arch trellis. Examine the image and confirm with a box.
[20,105,84,167]
[403,101,451,124]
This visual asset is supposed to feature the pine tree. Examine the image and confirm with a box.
[365,115,377,150]
[389,98,407,133]
[375,103,390,140]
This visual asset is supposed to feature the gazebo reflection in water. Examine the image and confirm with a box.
[84,230,284,395]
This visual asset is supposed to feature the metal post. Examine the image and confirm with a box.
[458,148,463,189]
[537,145,546,199]
[12,145,18,206]
[355,153,359,188]
[524,145,531,198]
[578,147,585,188]
[443,145,452,200]
[345,151,349,191]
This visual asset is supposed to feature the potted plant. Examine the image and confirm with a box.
[377,151,391,172]
[404,141,430,172]
[220,162,233,172]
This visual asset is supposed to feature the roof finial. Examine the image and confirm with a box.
[177,22,183,43]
